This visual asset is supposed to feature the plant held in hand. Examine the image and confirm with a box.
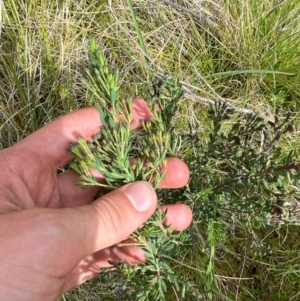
[68,40,189,301]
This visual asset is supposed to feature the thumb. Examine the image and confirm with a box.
[64,181,157,260]
[0,181,157,299]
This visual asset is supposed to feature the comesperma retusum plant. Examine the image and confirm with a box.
[68,40,300,300]
[68,39,192,301]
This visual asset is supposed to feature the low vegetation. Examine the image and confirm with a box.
[1,1,300,300]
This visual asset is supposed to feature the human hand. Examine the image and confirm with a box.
[0,99,192,301]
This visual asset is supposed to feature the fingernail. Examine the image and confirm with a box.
[123,181,154,212]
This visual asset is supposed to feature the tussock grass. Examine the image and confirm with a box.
[1,0,300,300]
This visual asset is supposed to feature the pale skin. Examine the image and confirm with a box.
[0,99,192,301]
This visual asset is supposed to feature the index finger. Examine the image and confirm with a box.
[13,99,152,169]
